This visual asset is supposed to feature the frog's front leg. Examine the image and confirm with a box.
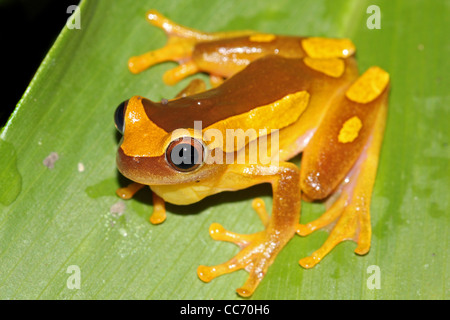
[197,162,300,297]
[116,182,167,224]
[297,67,390,268]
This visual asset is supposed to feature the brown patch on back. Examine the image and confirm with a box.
[143,56,354,132]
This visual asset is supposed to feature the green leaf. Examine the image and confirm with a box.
[0,0,448,299]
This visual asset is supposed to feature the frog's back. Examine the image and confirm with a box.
[141,55,357,131]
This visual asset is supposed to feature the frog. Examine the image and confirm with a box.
[114,10,390,297]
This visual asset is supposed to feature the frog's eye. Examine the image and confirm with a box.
[166,137,205,172]
[114,100,128,134]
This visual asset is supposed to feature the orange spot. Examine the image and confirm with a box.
[346,67,390,104]
[302,37,355,58]
[338,116,362,143]
[205,91,310,152]
[249,34,276,42]
[303,57,345,78]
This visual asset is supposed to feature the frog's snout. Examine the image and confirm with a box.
[114,100,128,134]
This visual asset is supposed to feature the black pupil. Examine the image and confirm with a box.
[114,100,127,134]
[170,143,199,170]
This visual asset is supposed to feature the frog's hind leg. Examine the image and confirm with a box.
[297,68,389,268]
[144,10,254,41]
[128,35,198,80]
[128,10,254,84]
[297,144,378,268]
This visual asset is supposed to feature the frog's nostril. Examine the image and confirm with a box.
[114,100,128,134]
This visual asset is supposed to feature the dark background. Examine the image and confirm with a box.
[0,0,76,127]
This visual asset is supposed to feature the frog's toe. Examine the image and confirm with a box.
[116,182,145,199]
[162,61,200,85]
[354,236,371,255]
[149,192,166,224]
[197,243,257,283]
[128,37,196,75]
[297,191,372,268]
[198,224,288,297]
[208,222,256,247]
[197,230,263,281]
[128,10,208,76]
[204,198,269,247]
[251,198,269,227]
[197,247,266,297]
[299,255,321,269]
[296,196,346,236]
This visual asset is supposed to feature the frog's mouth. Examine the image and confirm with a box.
[116,147,175,185]
[116,147,222,186]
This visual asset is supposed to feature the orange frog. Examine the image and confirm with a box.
[114,10,390,297]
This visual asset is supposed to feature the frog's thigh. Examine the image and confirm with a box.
[300,66,390,200]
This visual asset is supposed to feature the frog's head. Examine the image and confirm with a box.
[115,96,224,185]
